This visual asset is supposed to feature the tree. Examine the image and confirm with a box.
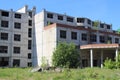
[52,42,80,68]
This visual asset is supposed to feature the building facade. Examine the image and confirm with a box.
[0,6,120,67]
[34,9,120,67]
[0,5,36,67]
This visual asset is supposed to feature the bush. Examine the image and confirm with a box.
[104,58,116,69]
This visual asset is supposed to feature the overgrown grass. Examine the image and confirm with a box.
[0,67,120,80]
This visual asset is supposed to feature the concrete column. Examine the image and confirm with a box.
[116,48,118,62]
[101,50,103,68]
[90,49,93,68]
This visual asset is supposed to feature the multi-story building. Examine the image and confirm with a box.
[0,5,36,67]
[34,9,120,68]
[0,5,120,68]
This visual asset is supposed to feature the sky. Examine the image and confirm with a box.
[0,0,120,30]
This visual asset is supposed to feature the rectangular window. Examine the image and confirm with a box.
[0,46,8,53]
[13,59,20,67]
[14,22,21,29]
[87,19,91,25]
[77,18,84,23]
[100,36,105,43]
[81,33,87,41]
[1,21,9,28]
[14,34,21,41]
[28,20,32,26]
[28,62,32,67]
[28,28,32,37]
[28,40,32,49]
[47,13,53,18]
[0,33,8,40]
[13,47,20,54]
[115,38,119,43]
[28,53,31,59]
[100,24,104,28]
[29,12,32,18]
[15,13,21,19]
[107,25,110,29]
[58,15,63,20]
[71,32,77,40]
[107,37,112,43]
[90,34,96,42]
[67,17,73,22]
[60,30,66,39]
[2,11,9,17]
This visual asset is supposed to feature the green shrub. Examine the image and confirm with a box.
[104,58,116,69]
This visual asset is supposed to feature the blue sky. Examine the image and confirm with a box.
[0,0,120,30]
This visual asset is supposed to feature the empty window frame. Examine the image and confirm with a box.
[58,15,63,20]
[13,47,20,54]
[13,59,20,67]
[1,11,9,17]
[1,21,9,28]
[115,38,119,43]
[0,33,8,40]
[14,34,21,41]
[14,13,21,19]
[81,33,87,41]
[77,18,84,23]
[99,36,105,43]
[47,13,53,18]
[28,40,32,49]
[0,46,8,53]
[90,34,97,42]
[60,30,66,39]
[71,32,77,40]
[28,53,31,59]
[67,17,73,22]
[28,20,32,26]
[28,28,32,37]
[14,22,21,29]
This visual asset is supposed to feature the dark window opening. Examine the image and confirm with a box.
[47,13,53,18]
[28,53,31,59]
[28,28,32,37]
[58,15,63,20]
[107,37,112,43]
[100,24,104,28]
[0,46,8,53]
[29,12,32,18]
[13,47,20,54]
[100,36,105,43]
[82,33,87,41]
[77,18,84,23]
[60,30,66,39]
[47,21,53,26]
[28,20,32,26]
[28,62,32,67]
[87,19,91,25]
[1,21,9,28]
[71,32,77,40]
[115,38,119,43]
[14,34,21,41]
[67,17,73,22]
[14,22,21,29]
[28,40,32,49]
[15,13,21,19]
[90,34,96,42]
[2,11,9,17]
[107,25,110,29]
[0,33,8,40]
[13,59,20,67]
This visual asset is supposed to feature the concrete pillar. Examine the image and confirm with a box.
[116,48,118,62]
[101,50,103,68]
[90,49,93,68]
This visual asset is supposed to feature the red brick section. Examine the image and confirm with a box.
[80,44,120,49]
[44,23,120,36]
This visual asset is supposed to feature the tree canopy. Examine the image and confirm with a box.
[52,42,80,68]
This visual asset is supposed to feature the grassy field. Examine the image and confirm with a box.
[0,67,120,80]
